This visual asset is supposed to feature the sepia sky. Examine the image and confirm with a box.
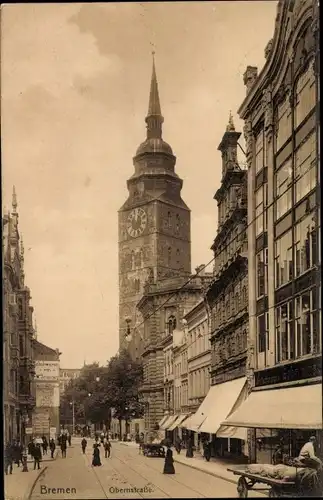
[2,1,277,368]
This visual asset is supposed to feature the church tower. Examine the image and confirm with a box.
[118,55,191,360]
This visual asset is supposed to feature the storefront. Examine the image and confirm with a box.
[222,382,323,463]
[181,377,248,456]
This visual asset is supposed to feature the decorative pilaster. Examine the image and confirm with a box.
[263,84,274,143]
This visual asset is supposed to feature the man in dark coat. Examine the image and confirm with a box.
[49,438,56,459]
[14,440,24,467]
[33,443,42,470]
[175,437,182,455]
[4,442,14,475]
[81,438,87,454]
[186,436,194,458]
[61,433,67,458]
[104,439,111,458]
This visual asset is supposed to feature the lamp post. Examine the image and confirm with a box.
[69,401,75,436]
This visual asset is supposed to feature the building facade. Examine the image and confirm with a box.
[59,368,81,395]
[3,190,36,446]
[223,0,321,462]
[33,341,61,440]
[193,116,250,458]
[118,57,191,361]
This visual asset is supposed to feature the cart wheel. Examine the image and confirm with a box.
[269,487,280,497]
[237,477,248,498]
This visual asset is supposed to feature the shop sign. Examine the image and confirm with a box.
[25,427,33,435]
[255,356,322,387]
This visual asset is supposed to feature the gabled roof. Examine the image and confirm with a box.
[33,339,60,358]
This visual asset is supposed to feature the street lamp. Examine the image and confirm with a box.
[69,401,75,436]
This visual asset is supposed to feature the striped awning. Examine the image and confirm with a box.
[162,414,179,430]
[158,415,168,428]
[167,414,189,431]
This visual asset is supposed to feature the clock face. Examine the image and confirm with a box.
[126,208,147,238]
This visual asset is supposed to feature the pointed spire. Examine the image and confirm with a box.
[226,111,235,132]
[12,186,18,213]
[145,52,164,139]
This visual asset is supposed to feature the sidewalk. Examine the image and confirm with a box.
[27,448,58,463]
[5,464,47,500]
[119,441,268,495]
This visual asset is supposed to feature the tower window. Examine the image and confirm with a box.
[167,212,172,228]
[131,251,135,270]
[176,249,180,265]
[135,279,140,293]
[167,247,172,266]
[175,215,180,233]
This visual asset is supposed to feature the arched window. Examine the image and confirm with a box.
[131,251,135,271]
[140,249,144,268]
[167,247,172,266]
[168,315,176,334]
[134,279,140,293]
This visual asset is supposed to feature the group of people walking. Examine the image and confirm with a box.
[84,433,112,466]
[4,439,24,475]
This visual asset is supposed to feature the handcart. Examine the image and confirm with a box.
[142,443,165,458]
[227,466,321,498]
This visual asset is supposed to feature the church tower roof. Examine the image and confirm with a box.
[135,53,174,157]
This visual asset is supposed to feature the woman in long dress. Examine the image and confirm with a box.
[163,445,175,474]
[92,444,102,467]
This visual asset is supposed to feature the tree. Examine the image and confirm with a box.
[59,354,143,435]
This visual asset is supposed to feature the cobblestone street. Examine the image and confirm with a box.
[27,438,267,499]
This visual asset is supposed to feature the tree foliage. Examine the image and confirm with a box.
[60,352,143,426]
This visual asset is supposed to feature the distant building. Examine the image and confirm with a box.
[33,341,61,440]
[59,368,81,395]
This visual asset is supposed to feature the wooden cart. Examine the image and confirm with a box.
[142,443,165,458]
[227,467,300,498]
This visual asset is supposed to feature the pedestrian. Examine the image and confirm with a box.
[81,438,87,454]
[92,444,102,467]
[104,439,111,458]
[4,442,14,475]
[100,431,105,444]
[203,441,211,462]
[28,438,35,459]
[14,440,23,467]
[174,437,182,455]
[33,443,42,470]
[42,436,48,455]
[186,436,194,458]
[49,438,56,459]
[61,434,67,458]
[68,434,71,446]
[163,444,175,474]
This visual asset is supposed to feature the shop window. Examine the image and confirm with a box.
[275,158,293,220]
[294,60,316,129]
[294,214,317,277]
[274,230,293,288]
[294,132,316,203]
[256,248,268,299]
[275,300,294,362]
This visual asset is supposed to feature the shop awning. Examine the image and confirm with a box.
[167,414,189,431]
[216,425,248,440]
[222,383,323,430]
[159,415,174,430]
[198,377,247,434]
[163,414,179,430]
[179,392,218,431]
[158,415,168,428]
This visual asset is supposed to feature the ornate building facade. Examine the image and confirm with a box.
[223,0,321,462]
[118,57,191,361]
[3,189,36,445]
